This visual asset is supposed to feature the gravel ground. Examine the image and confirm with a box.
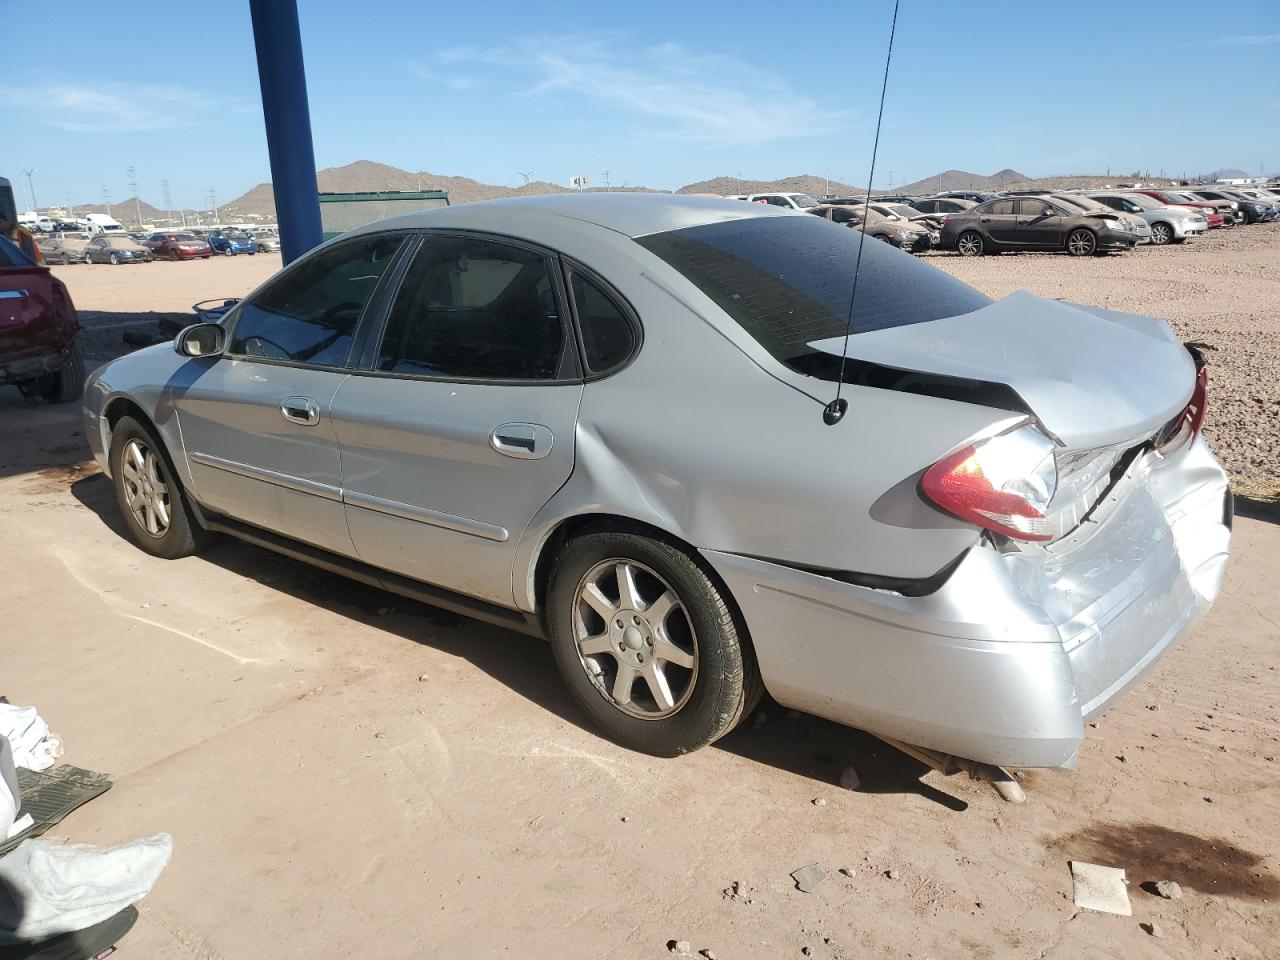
[925,223,1280,502]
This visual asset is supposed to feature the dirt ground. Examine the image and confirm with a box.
[1,237,1277,959]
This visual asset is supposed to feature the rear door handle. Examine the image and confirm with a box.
[281,396,321,426]
[490,423,554,460]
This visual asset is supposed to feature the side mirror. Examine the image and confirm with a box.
[175,323,226,358]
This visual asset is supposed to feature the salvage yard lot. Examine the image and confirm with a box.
[2,229,1278,959]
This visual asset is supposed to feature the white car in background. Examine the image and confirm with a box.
[1090,193,1207,245]
[730,192,821,211]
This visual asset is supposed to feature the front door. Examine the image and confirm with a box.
[173,233,405,555]
[331,232,583,608]
[1015,198,1065,248]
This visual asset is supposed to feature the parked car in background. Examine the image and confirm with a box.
[738,192,821,211]
[941,195,1137,256]
[0,233,82,403]
[1090,193,1207,245]
[203,229,253,255]
[1128,190,1227,228]
[38,232,92,264]
[80,194,1230,776]
[809,203,932,252]
[1229,189,1280,220]
[145,233,213,260]
[249,230,280,254]
[85,235,153,264]
[910,197,976,218]
[936,190,997,204]
[1186,189,1266,223]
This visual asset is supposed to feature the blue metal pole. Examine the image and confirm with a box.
[249,0,323,264]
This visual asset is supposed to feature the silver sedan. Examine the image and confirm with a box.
[82,195,1231,777]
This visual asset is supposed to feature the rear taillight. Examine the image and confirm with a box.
[921,424,1058,542]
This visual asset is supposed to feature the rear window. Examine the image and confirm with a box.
[635,216,990,376]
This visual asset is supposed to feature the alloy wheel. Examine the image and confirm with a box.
[572,559,698,719]
[120,439,170,538]
[1151,223,1172,245]
[957,232,983,256]
[1067,230,1096,256]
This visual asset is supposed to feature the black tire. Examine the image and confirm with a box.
[546,529,763,757]
[18,344,84,404]
[109,253,119,265]
[956,230,984,256]
[223,247,234,256]
[108,416,211,559]
[1150,222,1173,246]
[1066,228,1097,257]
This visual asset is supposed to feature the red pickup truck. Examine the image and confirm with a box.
[0,233,83,403]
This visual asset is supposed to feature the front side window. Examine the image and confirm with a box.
[636,215,990,379]
[376,235,566,381]
[1018,199,1054,217]
[229,234,402,366]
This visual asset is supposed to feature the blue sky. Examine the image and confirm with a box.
[2,0,1278,211]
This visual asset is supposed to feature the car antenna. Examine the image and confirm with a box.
[824,0,901,427]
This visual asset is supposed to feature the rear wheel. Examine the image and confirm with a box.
[17,344,84,404]
[108,416,210,558]
[546,529,762,757]
[1066,228,1096,256]
[1150,222,1173,245]
[956,231,984,256]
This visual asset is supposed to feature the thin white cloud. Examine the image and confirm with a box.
[0,83,251,133]
[421,35,845,146]
[1214,33,1280,45]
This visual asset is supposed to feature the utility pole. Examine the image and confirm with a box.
[209,187,220,225]
[415,171,422,191]
[735,172,742,195]
[21,169,37,214]
[517,171,533,186]
[128,166,143,225]
[887,170,893,193]
[101,186,112,218]
[603,170,612,191]
[65,190,74,218]
[161,180,173,225]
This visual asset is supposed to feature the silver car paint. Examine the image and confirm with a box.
[82,194,1230,769]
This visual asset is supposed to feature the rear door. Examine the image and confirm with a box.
[173,233,406,555]
[978,198,1020,243]
[330,232,586,607]
[1015,198,1065,248]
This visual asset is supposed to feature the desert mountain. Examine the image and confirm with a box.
[893,168,1028,195]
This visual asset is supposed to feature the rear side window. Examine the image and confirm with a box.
[376,235,566,381]
[571,271,638,375]
[230,234,402,366]
[983,199,1016,215]
[636,215,990,378]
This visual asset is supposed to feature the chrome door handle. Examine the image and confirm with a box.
[281,396,320,425]
[490,423,554,460]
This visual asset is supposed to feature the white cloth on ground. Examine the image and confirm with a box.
[0,833,173,942]
[0,705,63,772]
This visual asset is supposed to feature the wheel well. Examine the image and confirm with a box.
[101,398,169,472]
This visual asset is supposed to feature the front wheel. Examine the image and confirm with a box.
[108,253,119,265]
[546,529,762,757]
[956,230,984,256]
[223,247,234,256]
[108,416,211,559]
[1150,222,1173,245]
[1066,228,1097,256]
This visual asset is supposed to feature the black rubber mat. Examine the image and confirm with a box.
[0,905,137,959]
[0,767,112,858]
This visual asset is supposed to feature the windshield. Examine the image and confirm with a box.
[882,204,920,218]
[635,215,991,377]
[1119,194,1160,210]
[789,194,819,209]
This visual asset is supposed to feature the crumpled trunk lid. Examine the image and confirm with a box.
[812,289,1194,450]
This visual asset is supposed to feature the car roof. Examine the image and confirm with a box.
[355,193,790,239]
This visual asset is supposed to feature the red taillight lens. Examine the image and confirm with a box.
[922,424,1058,542]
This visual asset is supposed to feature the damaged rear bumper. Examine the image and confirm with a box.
[702,436,1230,769]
